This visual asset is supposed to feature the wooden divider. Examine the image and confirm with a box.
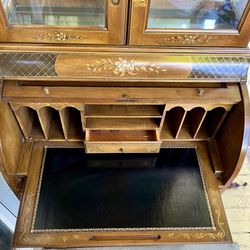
[161,106,231,141]
[178,107,206,139]
[161,107,186,139]
[37,107,53,140]
[13,105,84,141]
[14,106,45,140]
[14,106,35,139]
[196,107,227,140]
[60,107,83,140]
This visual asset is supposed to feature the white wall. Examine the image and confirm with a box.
[0,174,19,231]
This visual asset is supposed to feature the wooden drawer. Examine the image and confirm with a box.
[3,81,241,105]
[85,142,161,154]
[85,130,161,153]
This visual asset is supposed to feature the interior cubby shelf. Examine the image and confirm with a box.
[84,104,165,118]
[13,106,84,141]
[12,104,231,143]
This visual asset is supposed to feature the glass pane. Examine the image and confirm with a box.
[0,0,106,27]
[148,0,249,30]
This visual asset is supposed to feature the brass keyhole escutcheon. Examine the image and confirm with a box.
[122,93,127,98]
[112,0,120,5]
[119,148,124,153]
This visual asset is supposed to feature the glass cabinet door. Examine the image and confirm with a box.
[0,0,128,44]
[130,0,250,47]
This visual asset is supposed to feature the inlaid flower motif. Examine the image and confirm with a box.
[86,57,167,77]
[114,58,138,76]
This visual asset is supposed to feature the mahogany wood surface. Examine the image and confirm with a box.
[0,0,249,247]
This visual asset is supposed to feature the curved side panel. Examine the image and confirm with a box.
[0,101,24,195]
[216,84,250,191]
[0,149,20,196]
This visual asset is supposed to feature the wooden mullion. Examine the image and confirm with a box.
[59,108,70,140]
[211,111,228,139]
[13,107,34,139]
[193,111,208,139]
[159,104,168,133]
[80,110,86,131]
[37,107,52,140]
[175,110,187,139]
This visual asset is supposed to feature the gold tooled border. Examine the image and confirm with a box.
[31,146,215,233]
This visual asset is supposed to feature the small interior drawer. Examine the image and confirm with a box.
[85,142,161,154]
[13,141,231,248]
[85,130,161,153]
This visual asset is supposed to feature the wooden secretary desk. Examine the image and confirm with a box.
[0,0,250,248]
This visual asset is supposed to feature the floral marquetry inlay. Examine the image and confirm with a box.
[86,57,167,77]
[33,32,84,41]
[165,35,212,45]
[165,198,225,240]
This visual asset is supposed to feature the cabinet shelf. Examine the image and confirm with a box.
[8,5,105,27]
[85,105,164,118]
[86,118,161,130]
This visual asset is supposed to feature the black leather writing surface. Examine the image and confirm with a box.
[33,147,213,231]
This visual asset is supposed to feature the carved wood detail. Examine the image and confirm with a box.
[165,35,213,45]
[134,0,147,7]
[33,32,84,41]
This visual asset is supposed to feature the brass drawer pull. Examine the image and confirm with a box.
[43,87,50,95]
[197,88,205,96]
[89,235,161,241]
[112,0,120,5]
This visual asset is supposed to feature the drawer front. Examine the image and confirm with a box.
[85,142,161,153]
[3,81,241,105]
